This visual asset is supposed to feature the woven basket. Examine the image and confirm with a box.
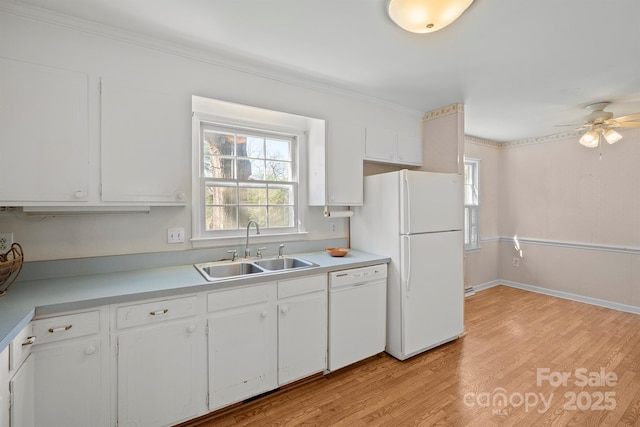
[0,243,23,297]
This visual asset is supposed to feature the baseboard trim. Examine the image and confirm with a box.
[472,280,640,315]
[472,280,502,292]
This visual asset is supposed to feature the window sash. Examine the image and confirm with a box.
[464,205,480,250]
[198,123,299,236]
[464,158,480,251]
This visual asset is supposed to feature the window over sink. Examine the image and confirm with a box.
[192,96,323,245]
[200,124,297,232]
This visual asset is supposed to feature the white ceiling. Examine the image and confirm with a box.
[11,0,640,142]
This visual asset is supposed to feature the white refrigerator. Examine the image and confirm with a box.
[351,169,464,360]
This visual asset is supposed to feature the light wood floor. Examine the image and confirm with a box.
[187,285,640,426]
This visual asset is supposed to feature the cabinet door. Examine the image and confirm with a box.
[0,347,9,427]
[0,58,89,203]
[397,131,423,166]
[364,127,397,162]
[101,78,188,204]
[117,319,207,427]
[326,122,364,206]
[208,302,277,411]
[9,354,34,427]
[32,339,107,427]
[278,291,327,385]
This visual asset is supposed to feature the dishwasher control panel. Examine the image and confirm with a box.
[329,264,387,289]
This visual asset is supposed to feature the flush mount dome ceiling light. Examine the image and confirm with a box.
[387,0,474,34]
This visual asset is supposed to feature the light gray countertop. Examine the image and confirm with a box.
[0,249,389,351]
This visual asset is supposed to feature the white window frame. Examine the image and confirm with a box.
[464,158,480,252]
[192,112,308,245]
[199,122,298,236]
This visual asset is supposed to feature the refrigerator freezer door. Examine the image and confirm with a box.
[400,170,463,234]
[400,231,464,358]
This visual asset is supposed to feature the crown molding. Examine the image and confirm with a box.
[422,103,464,122]
[465,135,503,148]
[0,0,423,117]
[502,131,583,148]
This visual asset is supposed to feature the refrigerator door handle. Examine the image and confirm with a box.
[403,235,411,294]
[403,174,411,234]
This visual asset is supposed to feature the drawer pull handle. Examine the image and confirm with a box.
[150,309,169,316]
[22,336,37,346]
[48,325,72,333]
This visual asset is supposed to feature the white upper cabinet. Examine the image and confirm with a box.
[0,58,89,204]
[397,131,423,165]
[326,122,364,206]
[308,121,364,206]
[364,126,422,166]
[100,78,188,205]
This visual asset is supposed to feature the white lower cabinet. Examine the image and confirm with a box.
[277,275,327,386]
[113,295,207,427]
[8,323,35,427]
[1,271,332,425]
[207,274,328,409]
[207,283,277,411]
[32,338,105,426]
[28,309,109,427]
[9,354,34,427]
[0,347,8,427]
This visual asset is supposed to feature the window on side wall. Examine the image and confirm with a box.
[464,158,480,251]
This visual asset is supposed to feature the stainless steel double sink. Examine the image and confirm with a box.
[195,256,317,282]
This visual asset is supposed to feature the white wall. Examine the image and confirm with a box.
[464,138,501,287]
[0,10,422,261]
[498,129,640,308]
[466,129,640,309]
[421,104,464,174]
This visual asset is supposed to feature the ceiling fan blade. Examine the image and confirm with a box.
[615,122,640,128]
[612,113,640,122]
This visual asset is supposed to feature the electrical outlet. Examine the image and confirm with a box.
[0,232,14,251]
[329,222,338,233]
[167,228,185,244]
[513,257,520,267]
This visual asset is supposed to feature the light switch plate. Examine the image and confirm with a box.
[167,228,185,244]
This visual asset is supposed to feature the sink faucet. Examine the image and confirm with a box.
[245,220,260,258]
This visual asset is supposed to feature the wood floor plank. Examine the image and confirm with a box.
[182,285,640,426]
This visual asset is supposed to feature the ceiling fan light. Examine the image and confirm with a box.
[579,130,600,148]
[603,128,622,144]
[387,0,474,34]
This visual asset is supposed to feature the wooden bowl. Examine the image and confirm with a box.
[325,247,349,257]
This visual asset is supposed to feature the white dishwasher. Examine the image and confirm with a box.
[328,263,387,372]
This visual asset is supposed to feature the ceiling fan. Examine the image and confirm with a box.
[573,102,640,148]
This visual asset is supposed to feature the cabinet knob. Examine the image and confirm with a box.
[85,346,96,355]
[74,190,84,198]
[176,192,185,200]
[187,324,197,333]
[260,310,268,318]
[280,306,289,315]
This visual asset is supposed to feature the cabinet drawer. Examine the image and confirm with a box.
[116,296,198,329]
[9,323,34,371]
[32,311,100,345]
[208,284,271,312]
[278,274,327,299]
